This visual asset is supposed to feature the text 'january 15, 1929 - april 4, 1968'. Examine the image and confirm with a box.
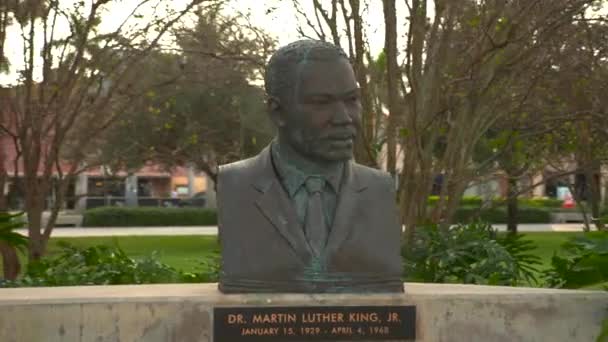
[213,305,416,341]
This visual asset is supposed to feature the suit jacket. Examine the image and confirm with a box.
[217,145,403,293]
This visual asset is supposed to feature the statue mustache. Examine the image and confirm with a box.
[300,128,356,141]
[294,125,357,142]
[322,126,357,140]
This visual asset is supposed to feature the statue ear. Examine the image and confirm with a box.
[267,96,286,128]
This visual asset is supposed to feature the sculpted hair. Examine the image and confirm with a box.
[264,39,349,102]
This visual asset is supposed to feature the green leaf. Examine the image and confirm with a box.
[467,16,481,28]
[0,212,28,251]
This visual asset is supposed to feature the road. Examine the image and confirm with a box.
[15,224,589,237]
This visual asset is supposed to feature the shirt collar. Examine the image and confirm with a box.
[271,141,343,197]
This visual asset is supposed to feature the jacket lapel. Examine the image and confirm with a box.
[252,146,312,263]
[326,162,368,256]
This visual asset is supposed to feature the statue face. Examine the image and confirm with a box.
[281,58,361,163]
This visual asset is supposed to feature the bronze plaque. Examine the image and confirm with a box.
[213,305,416,341]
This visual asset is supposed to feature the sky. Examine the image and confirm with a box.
[0,0,401,85]
[230,0,394,54]
[1,0,605,85]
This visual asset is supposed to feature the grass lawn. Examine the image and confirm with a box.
[51,232,578,273]
[46,235,221,272]
[521,232,608,289]
[521,232,583,270]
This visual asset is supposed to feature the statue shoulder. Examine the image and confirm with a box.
[218,156,259,183]
[219,157,256,175]
[351,163,395,190]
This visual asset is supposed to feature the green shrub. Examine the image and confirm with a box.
[82,207,217,227]
[453,206,551,224]
[543,231,608,289]
[491,197,564,208]
[428,196,562,210]
[427,196,484,206]
[181,253,220,283]
[510,206,552,223]
[0,212,28,251]
[402,221,541,286]
[0,242,220,287]
[495,233,542,285]
[518,198,563,208]
[461,196,484,206]
[427,196,440,206]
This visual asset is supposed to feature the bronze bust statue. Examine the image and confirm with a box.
[217,39,403,293]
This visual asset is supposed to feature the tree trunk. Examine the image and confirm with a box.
[0,137,8,211]
[350,0,376,168]
[0,151,21,278]
[0,169,6,211]
[383,0,399,176]
[585,162,604,230]
[568,181,591,232]
[26,208,46,261]
[506,175,518,234]
[578,118,603,231]
[603,178,608,219]
[0,242,20,280]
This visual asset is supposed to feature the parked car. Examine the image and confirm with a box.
[178,192,206,208]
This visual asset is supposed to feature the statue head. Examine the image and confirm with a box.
[264,39,361,164]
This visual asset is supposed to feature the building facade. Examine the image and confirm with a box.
[1,132,214,212]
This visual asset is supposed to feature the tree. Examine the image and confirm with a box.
[97,6,275,183]
[0,0,212,261]
[288,0,604,240]
[454,6,608,233]
[387,0,602,241]
[530,14,608,231]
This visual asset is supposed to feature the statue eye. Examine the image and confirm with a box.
[309,96,332,105]
[346,95,360,103]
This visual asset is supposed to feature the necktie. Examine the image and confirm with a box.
[304,176,328,257]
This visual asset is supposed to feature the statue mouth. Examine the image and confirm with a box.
[326,135,354,148]
[325,131,356,141]
[328,136,353,141]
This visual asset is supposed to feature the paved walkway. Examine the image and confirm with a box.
[16,227,219,237]
[15,224,589,237]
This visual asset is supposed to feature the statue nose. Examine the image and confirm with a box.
[331,102,352,124]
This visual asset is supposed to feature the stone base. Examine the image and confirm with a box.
[0,283,606,341]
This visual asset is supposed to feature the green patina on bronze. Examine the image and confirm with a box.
[270,42,353,285]
[270,141,341,228]
[217,40,403,293]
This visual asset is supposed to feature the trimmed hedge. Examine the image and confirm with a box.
[453,206,551,224]
[428,196,484,206]
[82,207,217,227]
[507,198,563,208]
[429,196,563,209]
[83,202,555,227]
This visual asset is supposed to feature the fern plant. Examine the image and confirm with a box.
[0,212,28,281]
[0,212,28,250]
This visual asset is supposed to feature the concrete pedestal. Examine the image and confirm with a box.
[0,283,606,342]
